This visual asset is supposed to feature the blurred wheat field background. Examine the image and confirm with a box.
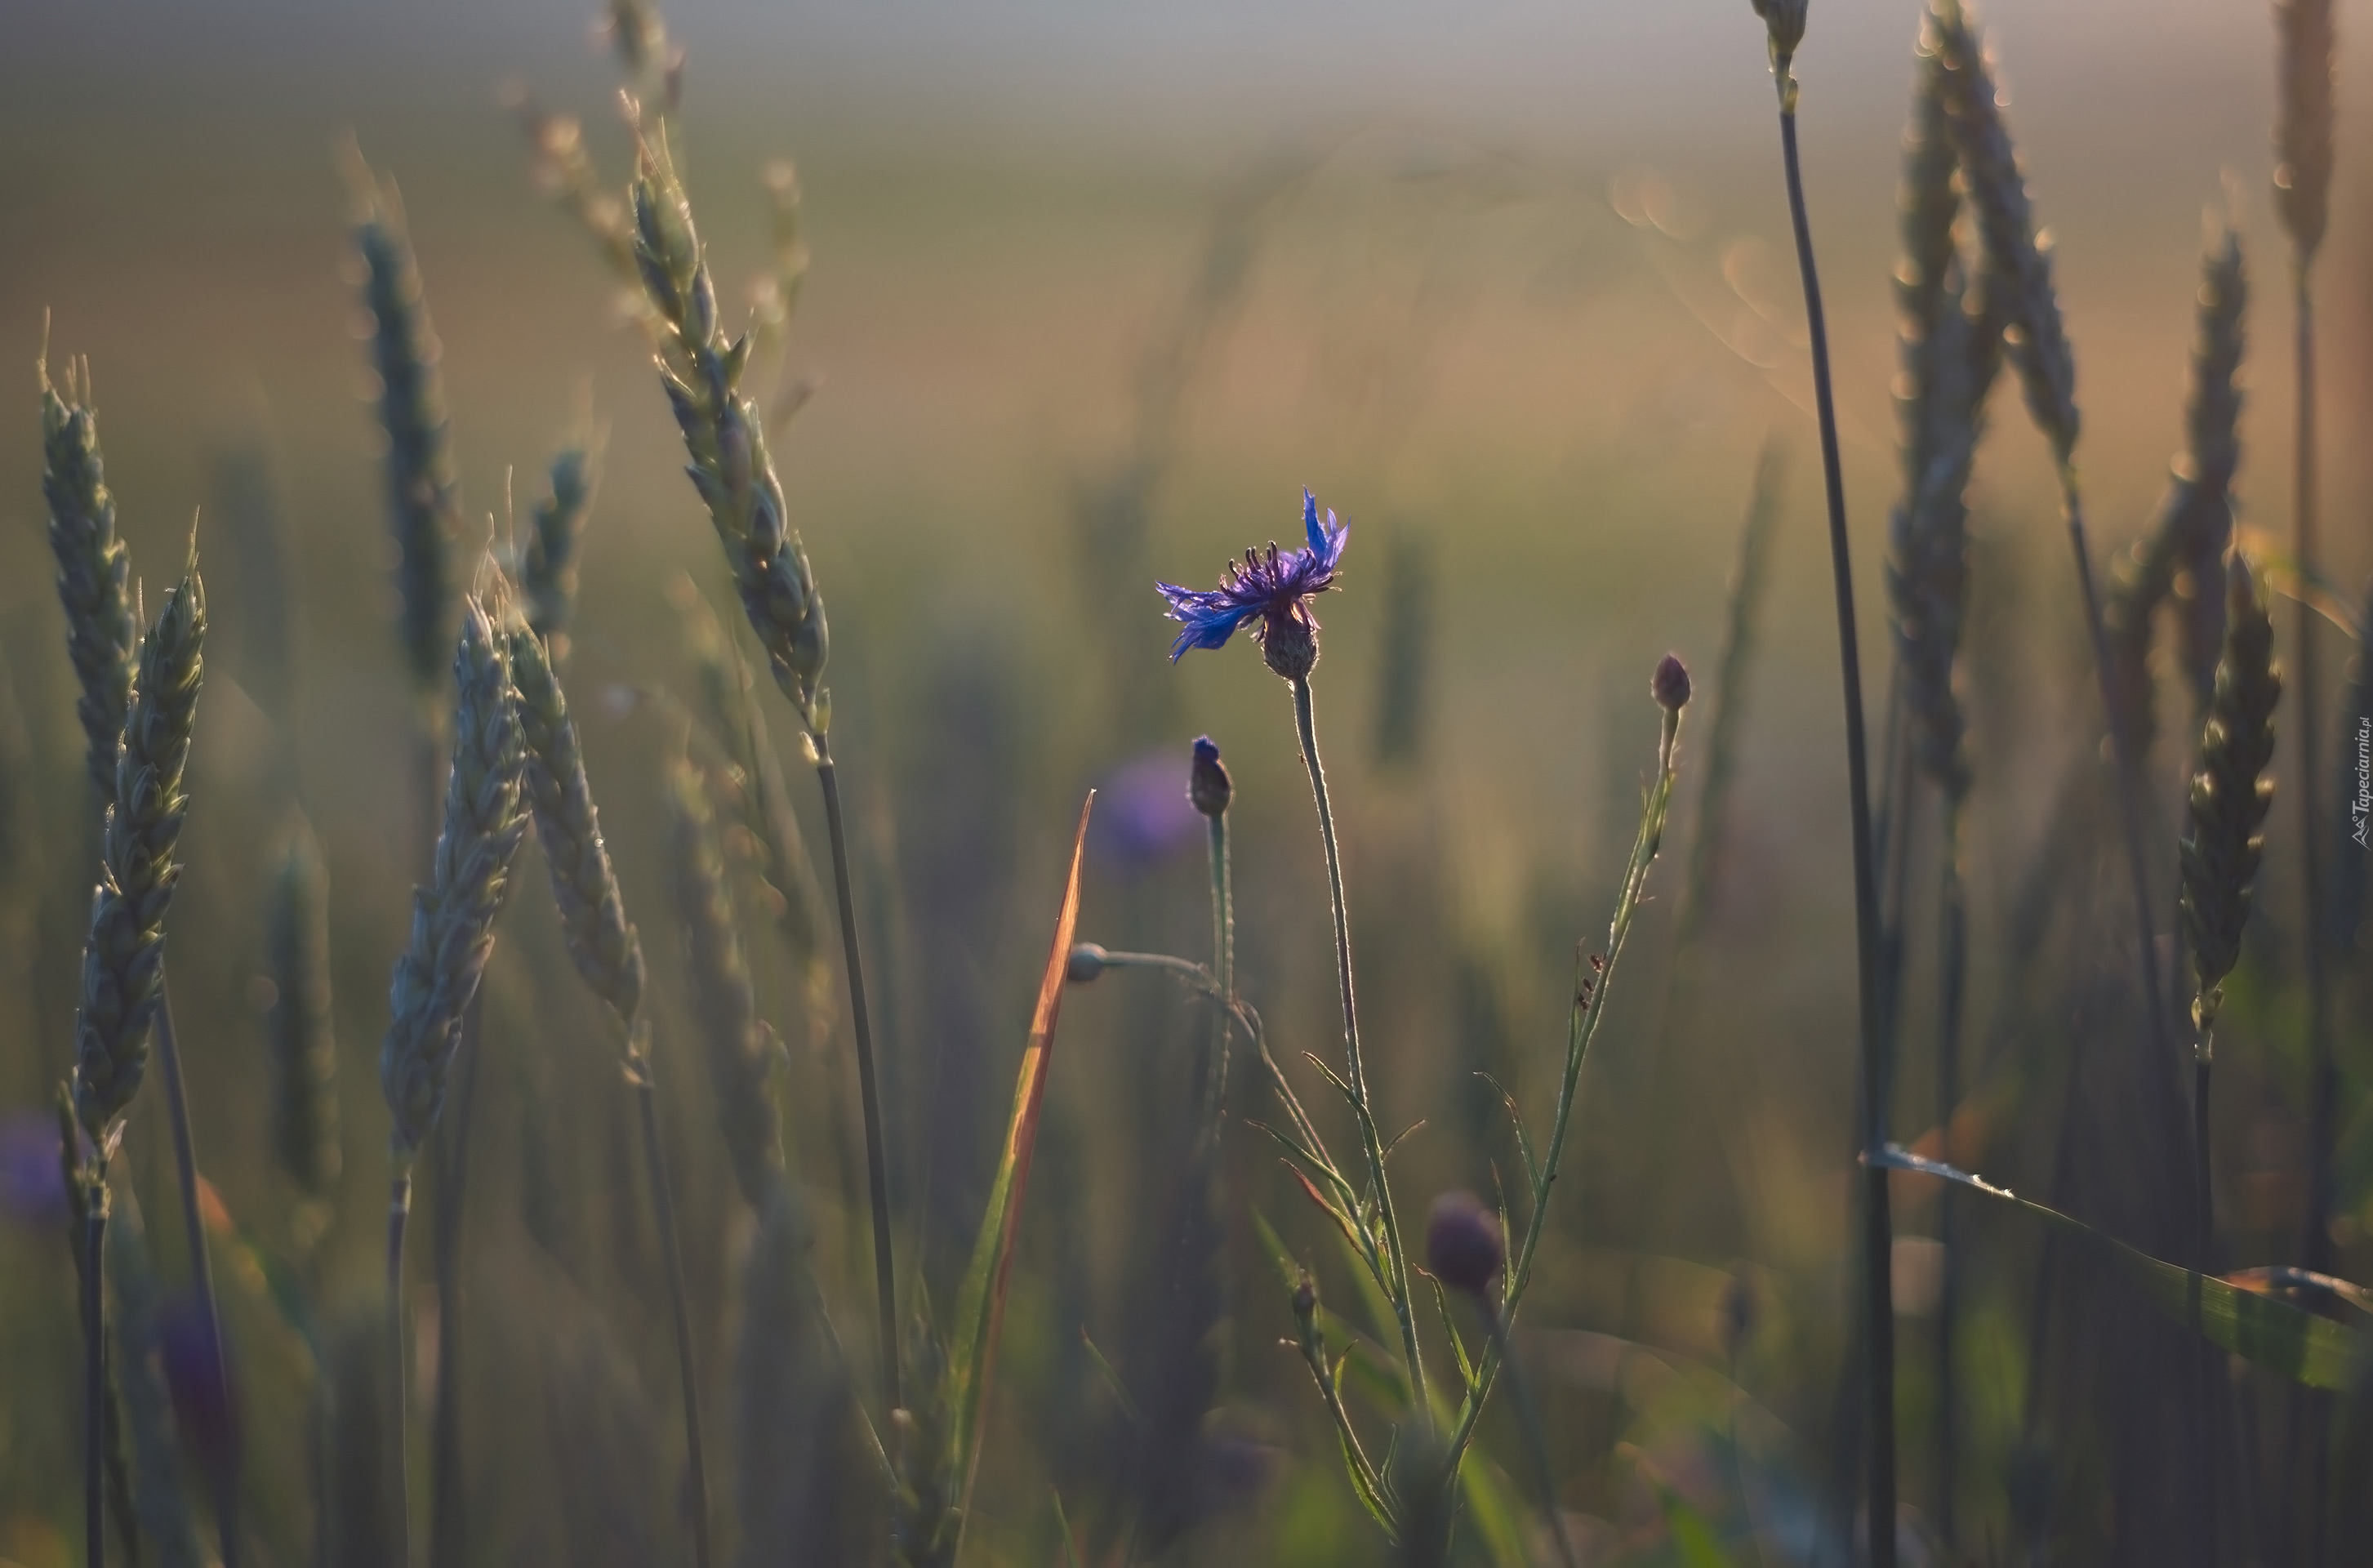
[1,0,2370,1564]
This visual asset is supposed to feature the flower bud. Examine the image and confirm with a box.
[1188,736,1232,819]
[1424,1191,1504,1298]
[1752,0,1807,60]
[1064,942,1109,985]
[1259,612,1319,683]
[1652,653,1692,714]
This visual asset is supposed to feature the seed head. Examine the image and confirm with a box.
[2179,557,2280,1044]
[2273,0,2335,260]
[1424,1190,1504,1298]
[509,625,646,1035]
[40,354,139,803]
[379,599,531,1162]
[73,564,207,1151]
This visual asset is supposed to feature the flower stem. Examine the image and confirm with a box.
[1480,1301,1578,1568]
[1773,69,1895,1568]
[1289,675,1426,1427]
[154,982,239,1568]
[429,1000,483,1568]
[83,1186,109,1568]
[2192,1042,2219,1560]
[812,739,901,1416]
[1201,811,1235,1152]
[1934,800,1968,1550]
[632,1056,714,1568]
[386,1169,413,1568]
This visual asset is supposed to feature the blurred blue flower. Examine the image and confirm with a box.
[1092,747,1206,871]
[159,1291,243,1478]
[1157,490,1347,662]
[0,1111,69,1230]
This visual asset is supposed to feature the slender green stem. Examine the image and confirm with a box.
[85,1188,109,1568]
[1202,813,1234,1154]
[632,1056,714,1568]
[1480,1302,1578,1568]
[154,984,238,1568]
[1288,675,1427,1427]
[1440,710,1680,1480]
[1774,74,1895,1568]
[812,742,901,1416]
[386,1171,413,1568]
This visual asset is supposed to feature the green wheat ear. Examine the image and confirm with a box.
[73,555,206,1154]
[2180,557,2280,1043]
[39,349,138,804]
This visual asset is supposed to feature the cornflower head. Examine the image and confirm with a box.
[507,623,647,1046]
[1157,490,1348,681]
[2180,557,2280,1046]
[73,556,206,1156]
[380,598,531,1165]
[2273,0,2335,261]
[662,752,782,1211]
[1931,0,2080,477]
[39,351,138,800]
[630,136,830,734]
[520,436,603,657]
[266,814,341,1200]
[1751,0,1810,80]
[348,154,464,698]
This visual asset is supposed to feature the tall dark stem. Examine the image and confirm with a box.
[633,1062,713,1568]
[429,999,483,1568]
[812,741,901,1415]
[386,1172,413,1568]
[2291,255,2336,1568]
[2192,1049,2219,1561]
[1934,802,1967,1550]
[1201,812,1235,1152]
[1289,674,1427,1426]
[1774,70,1895,1567]
[84,1190,109,1568]
[154,984,238,1568]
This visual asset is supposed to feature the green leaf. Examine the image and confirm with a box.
[946,794,1096,1543]
[1872,1144,2371,1389]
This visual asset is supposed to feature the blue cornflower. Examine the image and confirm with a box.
[1158,491,1348,678]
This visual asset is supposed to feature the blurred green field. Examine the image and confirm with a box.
[2,2,2369,1563]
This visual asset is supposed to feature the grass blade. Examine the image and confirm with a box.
[1872,1145,2367,1388]
[948,792,1096,1538]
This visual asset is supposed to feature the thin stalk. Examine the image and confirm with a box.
[2055,475,2176,1062]
[632,1060,714,1568]
[1478,1303,1578,1568]
[154,985,238,1568]
[2291,254,2336,1568]
[2191,1046,2219,1562]
[1289,675,1427,1427]
[1440,708,1681,1481]
[2293,268,2335,1279]
[1774,63,1895,1567]
[811,739,901,1416]
[428,999,483,1568]
[1202,813,1234,1152]
[85,1190,109,1568]
[1933,800,1967,1551]
[386,1171,413,1568]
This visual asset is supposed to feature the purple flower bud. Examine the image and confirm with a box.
[1188,736,1231,819]
[1425,1191,1504,1298]
[1652,653,1692,713]
[1066,942,1110,985]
